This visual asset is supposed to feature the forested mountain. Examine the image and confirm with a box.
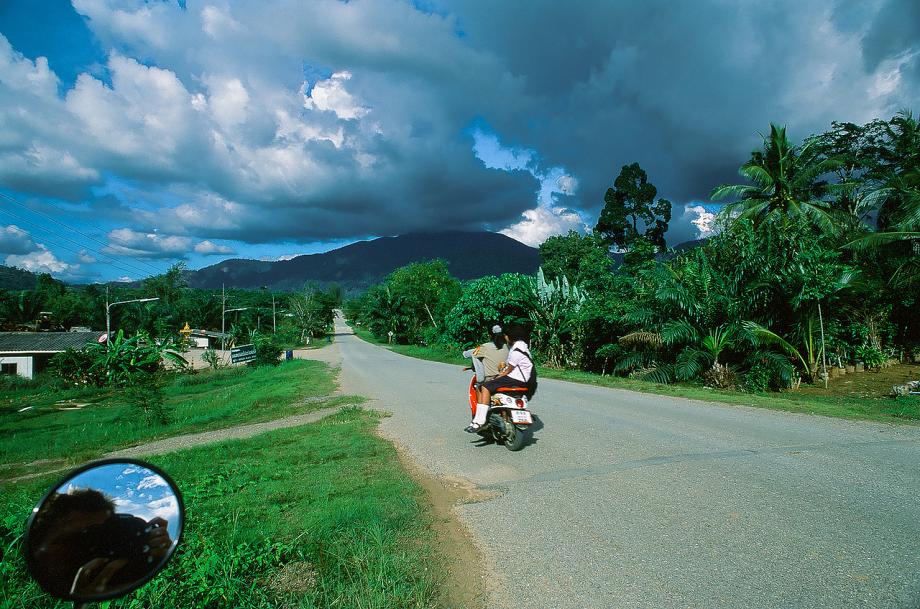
[0,265,38,290]
[186,231,541,291]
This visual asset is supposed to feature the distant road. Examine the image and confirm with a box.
[326,313,920,609]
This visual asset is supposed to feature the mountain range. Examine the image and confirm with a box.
[186,231,540,291]
[0,232,707,292]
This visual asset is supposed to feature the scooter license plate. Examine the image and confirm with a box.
[510,410,533,424]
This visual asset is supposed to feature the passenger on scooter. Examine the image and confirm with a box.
[465,323,533,433]
[462,324,509,383]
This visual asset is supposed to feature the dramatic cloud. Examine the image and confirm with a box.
[666,204,721,246]
[0,225,36,255]
[0,0,917,279]
[105,228,192,259]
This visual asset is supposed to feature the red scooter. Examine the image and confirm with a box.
[466,364,534,451]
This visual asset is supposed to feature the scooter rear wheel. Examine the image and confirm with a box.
[503,420,526,451]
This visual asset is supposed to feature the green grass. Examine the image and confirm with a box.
[352,327,466,366]
[540,368,920,423]
[0,360,341,479]
[352,327,920,424]
[0,408,442,608]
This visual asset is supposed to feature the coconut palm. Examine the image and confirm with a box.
[712,124,842,233]
[845,111,920,288]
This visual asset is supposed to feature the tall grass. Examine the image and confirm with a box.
[0,409,441,609]
[0,360,339,478]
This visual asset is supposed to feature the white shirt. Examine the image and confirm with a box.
[506,340,532,383]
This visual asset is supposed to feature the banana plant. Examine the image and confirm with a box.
[85,330,188,386]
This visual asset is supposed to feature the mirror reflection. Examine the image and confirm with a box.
[26,461,182,600]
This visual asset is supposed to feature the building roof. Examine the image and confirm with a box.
[0,332,104,353]
[189,329,230,339]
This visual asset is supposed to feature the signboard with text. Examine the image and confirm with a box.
[230,344,257,364]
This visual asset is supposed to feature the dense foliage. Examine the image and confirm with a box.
[349,113,919,391]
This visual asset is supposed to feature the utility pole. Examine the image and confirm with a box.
[221,284,226,352]
[272,293,276,333]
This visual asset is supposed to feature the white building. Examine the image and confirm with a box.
[0,332,105,380]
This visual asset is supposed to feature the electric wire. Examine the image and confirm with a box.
[0,192,168,276]
[0,198,169,279]
[0,206,165,280]
[0,205,161,279]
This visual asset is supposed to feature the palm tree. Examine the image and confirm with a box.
[845,110,920,288]
[712,124,841,233]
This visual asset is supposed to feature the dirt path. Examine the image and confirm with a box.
[105,402,342,458]
[2,399,345,484]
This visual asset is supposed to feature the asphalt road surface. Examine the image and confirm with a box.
[328,315,920,609]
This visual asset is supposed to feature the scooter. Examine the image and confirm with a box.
[22,459,184,608]
[465,359,534,452]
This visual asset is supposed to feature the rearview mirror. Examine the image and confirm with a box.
[24,459,184,603]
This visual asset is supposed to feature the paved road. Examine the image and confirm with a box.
[326,315,920,609]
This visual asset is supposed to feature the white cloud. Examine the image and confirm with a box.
[72,0,180,51]
[303,71,369,120]
[201,5,243,39]
[65,54,199,162]
[204,75,250,131]
[2,0,918,260]
[5,244,75,274]
[77,250,98,264]
[194,240,236,255]
[136,474,168,490]
[687,205,718,238]
[106,228,192,258]
[501,205,585,247]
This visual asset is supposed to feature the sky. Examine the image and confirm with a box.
[0,0,918,283]
[59,462,182,540]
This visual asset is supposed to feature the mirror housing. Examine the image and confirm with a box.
[23,459,184,603]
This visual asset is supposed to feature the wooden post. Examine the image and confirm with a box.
[818,302,828,389]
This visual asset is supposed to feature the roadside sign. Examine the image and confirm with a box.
[231,344,257,363]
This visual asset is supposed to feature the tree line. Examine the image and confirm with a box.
[0,263,339,348]
[347,112,919,392]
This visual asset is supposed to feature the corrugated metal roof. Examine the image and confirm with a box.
[189,329,230,339]
[0,332,104,353]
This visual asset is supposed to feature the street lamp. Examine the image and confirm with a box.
[105,296,159,346]
[221,307,248,351]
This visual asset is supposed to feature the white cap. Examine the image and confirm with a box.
[491,324,503,334]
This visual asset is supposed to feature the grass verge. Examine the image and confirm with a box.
[352,326,920,424]
[0,408,443,608]
[0,360,340,479]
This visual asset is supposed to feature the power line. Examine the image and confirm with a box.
[0,205,164,280]
[0,192,168,276]
[0,194,171,278]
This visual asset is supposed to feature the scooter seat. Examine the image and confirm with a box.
[496,387,528,393]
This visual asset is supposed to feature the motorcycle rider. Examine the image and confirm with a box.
[465,323,533,433]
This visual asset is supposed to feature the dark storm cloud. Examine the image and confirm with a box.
[449,0,919,220]
[1,0,917,258]
[860,0,920,70]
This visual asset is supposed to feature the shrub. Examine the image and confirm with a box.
[854,344,886,369]
[123,373,172,424]
[48,348,96,386]
[251,333,282,366]
[701,362,737,389]
[201,348,222,370]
